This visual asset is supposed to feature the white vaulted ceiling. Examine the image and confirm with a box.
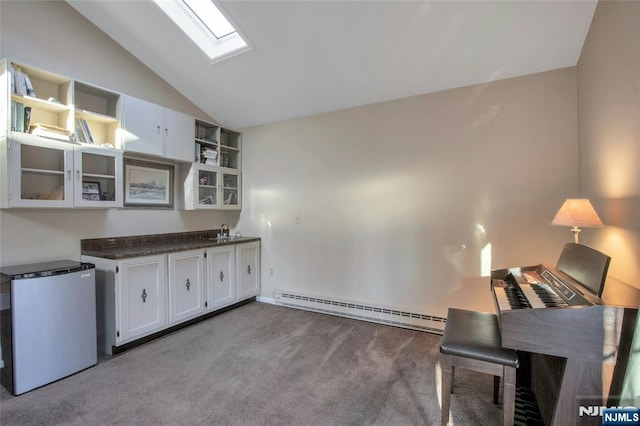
[67,0,597,129]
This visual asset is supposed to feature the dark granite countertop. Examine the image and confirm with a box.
[81,230,260,260]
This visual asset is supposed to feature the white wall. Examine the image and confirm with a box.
[0,1,238,267]
[577,1,640,289]
[239,68,578,317]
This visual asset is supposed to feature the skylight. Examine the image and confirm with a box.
[153,0,249,62]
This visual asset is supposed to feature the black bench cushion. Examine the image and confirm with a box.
[440,308,519,368]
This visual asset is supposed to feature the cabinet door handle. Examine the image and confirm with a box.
[156,125,161,135]
[247,265,251,275]
[185,278,191,291]
[76,170,80,181]
[219,271,224,282]
[141,288,147,303]
[164,128,168,137]
[67,170,72,181]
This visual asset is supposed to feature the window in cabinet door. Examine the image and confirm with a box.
[15,141,72,205]
[222,172,239,207]
[198,169,218,206]
[75,148,122,206]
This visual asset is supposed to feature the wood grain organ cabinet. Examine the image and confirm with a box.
[83,241,260,355]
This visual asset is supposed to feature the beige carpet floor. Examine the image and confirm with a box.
[0,301,503,425]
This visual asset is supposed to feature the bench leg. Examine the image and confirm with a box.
[441,357,452,426]
[503,366,516,426]
[493,375,500,404]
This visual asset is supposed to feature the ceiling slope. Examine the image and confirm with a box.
[67,0,597,129]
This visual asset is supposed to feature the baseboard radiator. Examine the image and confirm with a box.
[273,290,446,334]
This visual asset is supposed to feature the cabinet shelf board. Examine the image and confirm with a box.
[11,94,70,113]
[76,109,118,124]
[220,145,239,152]
[196,138,218,147]
[83,173,116,180]
[199,184,217,189]
[21,167,65,175]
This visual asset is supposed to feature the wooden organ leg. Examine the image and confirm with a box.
[551,358,602,426]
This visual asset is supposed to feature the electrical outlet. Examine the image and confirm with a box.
[295,213,301,224]
[269,267,275,277]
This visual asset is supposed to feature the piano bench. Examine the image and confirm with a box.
[439,308,519,426]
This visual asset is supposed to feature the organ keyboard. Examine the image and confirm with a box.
[489,243,639,426]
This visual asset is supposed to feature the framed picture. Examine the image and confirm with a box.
[82,181,101,201]
[124,159,174,208]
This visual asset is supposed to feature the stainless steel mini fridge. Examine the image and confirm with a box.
[0,260,97,395]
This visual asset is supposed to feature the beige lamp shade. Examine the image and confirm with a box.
[551,199,604,228]
[551,199,604,243]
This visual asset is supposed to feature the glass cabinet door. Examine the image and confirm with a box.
[9,136,74,208]
[197,167,218,207]
[221,171,241,210]
[73,146,123,208]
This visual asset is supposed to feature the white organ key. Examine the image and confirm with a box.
[494,287,513,311]
[520,284,547,309]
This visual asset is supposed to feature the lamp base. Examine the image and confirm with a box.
[570,226,581,244]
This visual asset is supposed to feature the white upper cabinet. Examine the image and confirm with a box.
[73,81,122,148]
[121,95,163,157]
[121,95,193,162]
[1,134,123,208]
[3,59,73,138]
[1,58,244,210]
[73,144,123,208]
[163,107,194,162]
[5,134,74,208]
[180,118,242,210]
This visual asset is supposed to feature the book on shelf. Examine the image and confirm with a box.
[28,123,73,141]
[199,195,214,205]
[11,101,24,132]
[24,107,31,131]
[75,118,87,143]
[79,118,95,143]
[11,64,36,97]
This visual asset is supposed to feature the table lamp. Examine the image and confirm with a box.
[551,198,604,244]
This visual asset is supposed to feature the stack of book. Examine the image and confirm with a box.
[29,123,73,141]
[200,147,218,165]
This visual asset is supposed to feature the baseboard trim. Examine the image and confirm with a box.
[256,296,277,305]
[272,290,445,334]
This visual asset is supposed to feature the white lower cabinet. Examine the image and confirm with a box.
[85,240,260,355]
[168,250,205,325]
[206,245,236,310]
[116,255,167,346]
[238,242,261,299]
